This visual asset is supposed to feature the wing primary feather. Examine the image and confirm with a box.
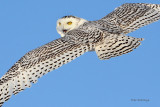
[0,38,91,106]
[96,3,160,34]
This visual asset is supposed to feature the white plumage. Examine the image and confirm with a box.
[1,3,160,106]
[56,16,87,37]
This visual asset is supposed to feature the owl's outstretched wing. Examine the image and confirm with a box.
[0,37,91,106]
[96,3,160,34]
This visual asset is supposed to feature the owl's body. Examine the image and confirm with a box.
[1,3,160,106]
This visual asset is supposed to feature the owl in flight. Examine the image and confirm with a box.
[0,3,160,106]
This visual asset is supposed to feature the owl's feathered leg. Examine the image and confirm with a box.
[95,34,144,60]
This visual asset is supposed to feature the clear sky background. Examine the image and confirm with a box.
[0,0,160,107]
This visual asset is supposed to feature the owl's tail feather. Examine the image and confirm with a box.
[95,34,144,60]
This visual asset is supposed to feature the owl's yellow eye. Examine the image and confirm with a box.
[67,21,72,25]
[59,22,61,26]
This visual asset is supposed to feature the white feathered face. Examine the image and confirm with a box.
[56,16,87,37]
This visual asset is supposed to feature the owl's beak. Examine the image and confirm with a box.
[63,29,68,33]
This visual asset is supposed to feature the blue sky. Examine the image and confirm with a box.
[0,0,160,107]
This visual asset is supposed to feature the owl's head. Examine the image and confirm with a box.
[56,15,87,37]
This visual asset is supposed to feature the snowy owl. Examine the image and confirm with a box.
[56,15,87,37]
[1,3,160,106]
